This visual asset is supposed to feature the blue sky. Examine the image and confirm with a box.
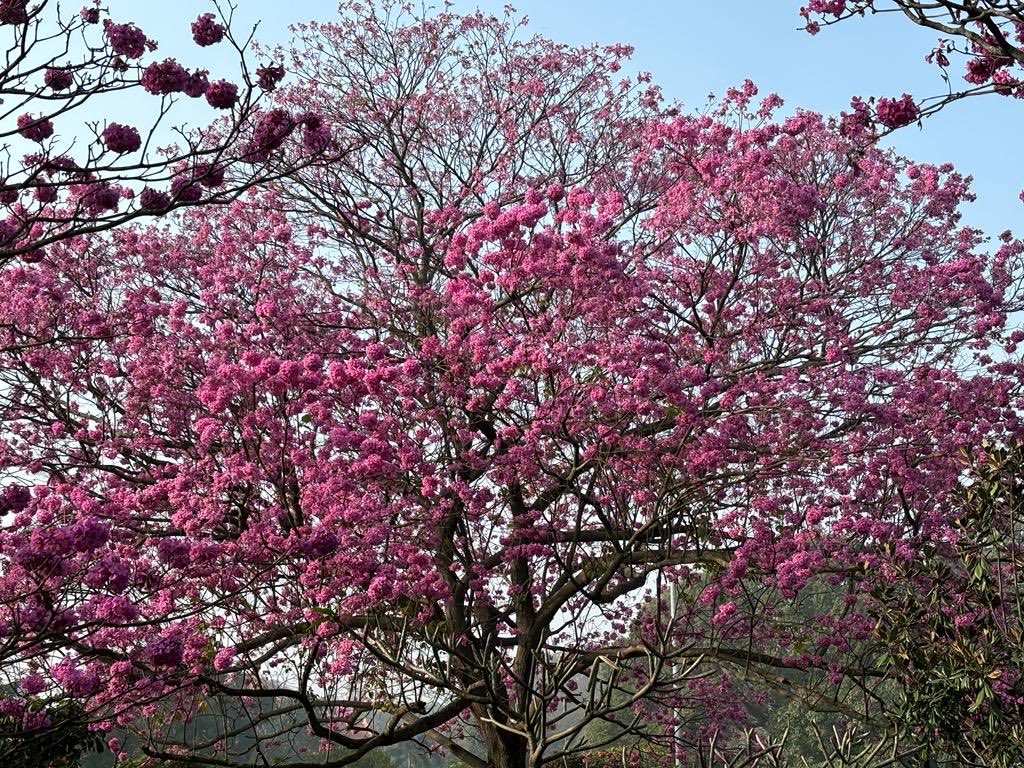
[108,0,1021,241]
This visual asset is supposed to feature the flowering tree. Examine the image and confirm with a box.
[0,3,1023,768]
[0,0,330,262]
[800,1,1024,128]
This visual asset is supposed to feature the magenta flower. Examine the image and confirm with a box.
[191,12,225,46]
[0,485,30,514]
[145,635,184,668]
[103,20,147,59]
[20,673,46,695]
[17,113,54,142]
[141,58,188,95]
[34,185,58,203]
[204,79,238,109]
[256,63,285,91]
[0,182,18,204]
[139,187,170,212]
[184,69,209,98]
[101,123,141,154]
[244,108,295,161]
[965,55,1004,84]
[875,93,919,129]
[79,5,99,23]
[80,182,121,214]
[0,0,28,25]
[171,176,202,202]
[300,113,331,152]
[44,67,74,91]
[193,163,225,188]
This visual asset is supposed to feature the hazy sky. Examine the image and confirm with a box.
[105,0,1021,241]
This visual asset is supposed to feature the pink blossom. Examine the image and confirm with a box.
[141,58,188,95]
[875,93,919,128]
[0,485,30,514]
[139,186,170,211]
[256,63,285,91]
[170,176,202,202]
[103,20,147,59]
[244,108,295,161]
[20,673,45,695]
[17,113,54,142]
[0,0,27,25]
[183,69,209,98]
[191,12,225,46]
[44,67,73,90]
[204,79,238,109]
[213,647,235,671]
[101,122,141,154]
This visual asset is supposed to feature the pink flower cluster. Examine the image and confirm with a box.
[191,12,225,46]
[301,113,331,152]
[0,0,27,25]
[101,122,141,154]
[244,108,296,161]
[103,20,148,59]
[205,79,238,109]
[141,58,188,94]
[0,485,30,514]
[256,63,285,91]
[875,93,919,128]
[170,176,203,203]
[17,113,54,142]
[184,69,209,97]
[139,187,170,211]
[44,67,73,90]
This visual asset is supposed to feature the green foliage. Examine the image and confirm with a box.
[869,441,1024,767]
[0,698,104,768]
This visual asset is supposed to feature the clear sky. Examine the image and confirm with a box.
[106,0,1021,241]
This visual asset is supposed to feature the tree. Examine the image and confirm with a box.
[0,3,1023,767]
[800,1,1024,126]
[0,0,331,262]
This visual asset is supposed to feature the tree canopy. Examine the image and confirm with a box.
[0,3,1022,768]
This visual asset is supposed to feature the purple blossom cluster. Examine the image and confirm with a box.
[0,485,30,514]
[141,58,188,95]
[0,0,27,25]
[145,635,184,668]
[34,184,58,203]
[17,113,54,142]
[80,182,121,214]
[101,122,141,154]
[139,187,171,212]
[193,163,226,188]
[191,12,225,46]
[256,64,285,91]
[300,113,331,152]
[103,20,148,59]
[875,93,919,128]
[245,108,296,161]
[44,67,74,91]
[171,176,203,203]
[205,79,238,109]
[184,69,209,97]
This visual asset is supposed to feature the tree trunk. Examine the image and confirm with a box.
[472,706,530,768]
